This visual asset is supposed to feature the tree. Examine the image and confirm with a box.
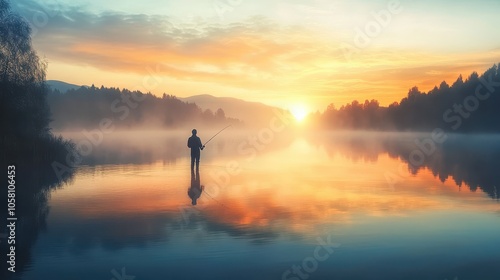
[316,64,500,132]
[215,108,226,120]
[1,0,50,138]
[0,0,75,168]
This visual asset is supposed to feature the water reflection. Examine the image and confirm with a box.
[0,158,74,280]
[42,162,287,253]
[40,132,500,248]
[306,132,500,199]
[59,131,500,201]
[188,170,204,205]
[11,132,500,280]
[41,133,500,246]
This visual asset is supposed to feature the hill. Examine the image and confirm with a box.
[45,82,294,128]
[180,94,290,127]
[46,80,83,93]
[46,86,240,130]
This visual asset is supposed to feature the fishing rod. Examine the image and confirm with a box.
[203,125,232,147]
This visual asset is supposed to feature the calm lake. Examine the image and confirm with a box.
[9,131,500,280]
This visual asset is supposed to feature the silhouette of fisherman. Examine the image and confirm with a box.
[188,170,203,205]
[187,129,204,172]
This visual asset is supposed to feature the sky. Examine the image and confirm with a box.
[12,0,500,112]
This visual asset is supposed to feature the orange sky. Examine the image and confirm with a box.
[16,0,500,112]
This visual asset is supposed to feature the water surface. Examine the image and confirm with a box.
[10,132,500,280]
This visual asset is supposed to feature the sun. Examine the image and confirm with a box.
[290,104,308,122]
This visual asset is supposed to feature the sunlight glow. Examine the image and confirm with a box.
[290,104,308,122]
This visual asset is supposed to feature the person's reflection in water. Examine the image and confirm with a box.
[188,170,204,205]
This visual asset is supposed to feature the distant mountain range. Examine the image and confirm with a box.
[179,94,285,127]
[46,80,84,92]
[45,81,291,127]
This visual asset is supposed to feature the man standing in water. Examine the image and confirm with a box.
[187,129,204,172]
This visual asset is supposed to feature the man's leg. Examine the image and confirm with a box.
[195,153,200,172]
[191,154,195,171]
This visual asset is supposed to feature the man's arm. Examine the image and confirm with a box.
[198,137,204,150]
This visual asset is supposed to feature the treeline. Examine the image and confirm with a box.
[311,64,500,132]
[47,85,241,130]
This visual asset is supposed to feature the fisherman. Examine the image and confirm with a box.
[187,129,204,172]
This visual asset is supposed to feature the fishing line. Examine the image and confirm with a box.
[202,188,229,208]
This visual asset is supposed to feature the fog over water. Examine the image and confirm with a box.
[56,130,500,200]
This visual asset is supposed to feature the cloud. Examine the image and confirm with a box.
[15,2,342,90]
[12,0,500,108]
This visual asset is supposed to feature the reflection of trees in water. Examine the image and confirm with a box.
[0,159,74,280]
[410,135,500,199]
[307,132,500,200]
